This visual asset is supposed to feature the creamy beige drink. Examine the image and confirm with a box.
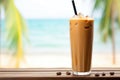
[70,14,94,75]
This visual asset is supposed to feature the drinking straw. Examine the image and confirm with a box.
[72,0,77,15]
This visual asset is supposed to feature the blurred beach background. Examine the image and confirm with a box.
[0,0,120,68]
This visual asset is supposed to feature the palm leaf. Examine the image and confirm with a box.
[93,0,119,64]
[0,0,28,67]
[93,0,104,10]
[17,12,30,43]
[116,0,120,29]
[95,0,112,42]
[92,0,105,13]
[3,0,28,54]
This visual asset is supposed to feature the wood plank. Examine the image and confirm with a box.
[0,68,120,80]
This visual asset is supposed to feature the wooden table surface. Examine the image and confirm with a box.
[0,68,120,80]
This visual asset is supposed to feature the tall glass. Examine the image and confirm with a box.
[70,15,94,75]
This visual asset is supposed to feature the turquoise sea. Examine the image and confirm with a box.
[1,19,120,54]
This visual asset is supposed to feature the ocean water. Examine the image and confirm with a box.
[1,19,120,54]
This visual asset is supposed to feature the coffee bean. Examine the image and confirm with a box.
[66,71,71,75]
[110,72,114,75]
[56,72,62,75]
[102,73,106,76]
[95,73,99,77]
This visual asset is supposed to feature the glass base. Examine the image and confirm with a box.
[73,71,91,76]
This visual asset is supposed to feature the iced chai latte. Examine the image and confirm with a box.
[70,14,94,75]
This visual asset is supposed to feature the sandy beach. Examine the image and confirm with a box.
[1,51,120,68]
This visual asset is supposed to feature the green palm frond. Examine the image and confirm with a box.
[93,0,104,10]
[93,0,120,64]
[93,0,120,43]
[1,0,28,67]
[116,0,120,28]
[18,12,30,43]
[99,0,112,42]
[7,25,18,50]
[0,0,4,5]
[2,0,28,52]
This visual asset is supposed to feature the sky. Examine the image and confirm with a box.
[1,0,97,19]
